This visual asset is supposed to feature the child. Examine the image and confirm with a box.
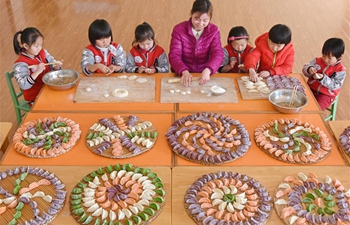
[302,38,346,110]
[219,26,253,73]
[126,22,169,74]
[244,24,295,82]
[13,27,62,106]
[81,19,126,76]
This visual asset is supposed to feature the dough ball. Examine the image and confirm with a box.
[170,90,175,94]
[128,75,137,80]
[200,90,206,94]
[186,90,191,94]
[86,87,92,92]
[104,93,109,98]
[112,88,129,98]
[136,78,148,83]
[118,75,127,79]
[175,89,180,93]
[181,91,187,95]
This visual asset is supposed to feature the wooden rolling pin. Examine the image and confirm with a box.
[167,77,199,83]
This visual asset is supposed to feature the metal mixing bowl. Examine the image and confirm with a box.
[268,89,308,113]
[42,69,79,90]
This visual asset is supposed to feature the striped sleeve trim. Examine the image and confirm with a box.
[27,75,35,85]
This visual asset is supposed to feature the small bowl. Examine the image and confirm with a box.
[211,86,227,96]
[268,89,308,114]
[42,69,79,90]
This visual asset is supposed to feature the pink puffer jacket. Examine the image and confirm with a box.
[169,19,223,76]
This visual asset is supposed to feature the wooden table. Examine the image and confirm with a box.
[31,73,175,113]
[0,122,13,153]
[172,166,350,225]
[328,120,350,164]
[178,73,321,113]
[0,165,171,225]
[1,113,174,167]
[174,113,347,166]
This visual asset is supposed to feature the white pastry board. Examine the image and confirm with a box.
[160,77,238,103]
[74,76,155,103]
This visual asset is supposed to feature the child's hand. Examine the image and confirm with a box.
[145,66,156,74]
[308,67,317,75]
[313,73,323,80]
[229,57,237,68]
[106,65,119,75]
[53,60,63,70]
[238,64,246,72]
[99,64,112,74]
[258,71,270,78]
[249,68,258,82]
[199,68,211,85]
[138,66,145,74]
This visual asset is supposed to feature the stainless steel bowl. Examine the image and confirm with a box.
[268,89,308,114]
[42,69,79,90]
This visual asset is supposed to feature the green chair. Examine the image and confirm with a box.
[324,95,339,121]
[5,71,30,125]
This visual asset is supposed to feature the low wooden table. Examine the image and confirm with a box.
[1,113,174,167]
[174,113,347,166]
[178,74,321,113]
[0,122,13,154]
[0,165,171,225]
[172,166,350,225]
[31,73,175,113]
[328,120,350,164]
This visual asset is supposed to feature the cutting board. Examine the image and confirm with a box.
[237,77,270,100]
[74,76,155,103]
[160,77,238,103]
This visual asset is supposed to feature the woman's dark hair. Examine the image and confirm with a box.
[13,27,43,55]
[88,19,113,46]
[191,0,213,18]
[132,22,155,46]
[322,38,345,59]
[227,26,249,44]
[268,24,292,45]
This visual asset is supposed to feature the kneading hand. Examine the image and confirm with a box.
[258,71,270,78]
[199,68,211,84]
[181,70,192,87]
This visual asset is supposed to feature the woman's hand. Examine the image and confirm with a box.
[249,68,258,82]
[199,68,211,84]
[258,71,270,78]
[181,70,192,87]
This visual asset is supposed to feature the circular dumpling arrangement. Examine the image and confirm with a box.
[12,116,81,158]
[166,112,251,165]
[254,118,331,164]
[85,115,158,158]
[339,126,350,156]
[69,163,166,225]
[185,171,272,225]
[0,166,66,225]
[274,172,350,224]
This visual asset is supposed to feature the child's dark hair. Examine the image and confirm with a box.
[269,24,292,45]
[322,38,345,59]
[13,27,43,55]
[132,22,155,46]
[227,26,249,44]
[88,19,113,46]
[191,0,213,18]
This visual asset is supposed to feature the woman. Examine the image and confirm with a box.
[169,0,223,86]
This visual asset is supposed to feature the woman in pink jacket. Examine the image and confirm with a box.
[168,0,223,86]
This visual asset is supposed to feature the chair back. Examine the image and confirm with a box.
[5,71,30,124]
[5,71,22,106]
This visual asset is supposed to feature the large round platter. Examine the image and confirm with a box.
[13,117,81,158]
[274,172,350,224]
[254,118,331,164]
[69,163,166,225]
[0,166,66,225]
[339,126,350,157]
[184,171,272,224]
[85,115,158,158]
[166,112,251,165]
